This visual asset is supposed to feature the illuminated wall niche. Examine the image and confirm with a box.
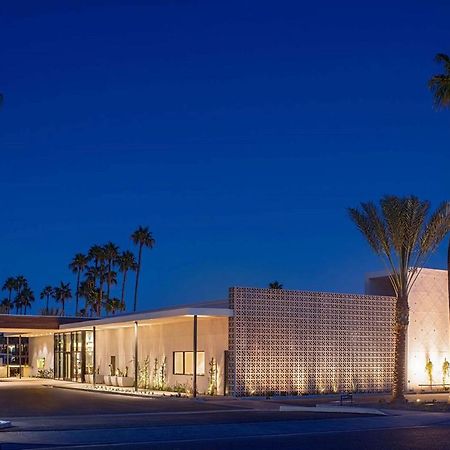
[228,287,395,396]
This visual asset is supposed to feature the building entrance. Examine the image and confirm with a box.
[54,331,93,382]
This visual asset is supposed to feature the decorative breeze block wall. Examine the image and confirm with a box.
[228,287,395,396]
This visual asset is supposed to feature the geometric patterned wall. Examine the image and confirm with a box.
[228,287,396,396]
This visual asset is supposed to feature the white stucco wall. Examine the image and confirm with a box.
[95,316,229,394]
[407,269,449,390]
[28,334,54,376]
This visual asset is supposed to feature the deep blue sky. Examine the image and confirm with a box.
[1,1,449,314]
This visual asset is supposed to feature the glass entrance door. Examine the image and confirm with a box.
[54,331,88,382]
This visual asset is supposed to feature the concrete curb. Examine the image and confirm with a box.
[279,405,387,416]
[48,383,187,400]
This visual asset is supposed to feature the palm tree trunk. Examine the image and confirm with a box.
[76,270,81,315]
[46,295,49,313]
[392,295,409,402]
[62,299,65,316]
[107,261,111,301]
[121,270,127,310]
[133,245,143,312]
[98,284,103,317]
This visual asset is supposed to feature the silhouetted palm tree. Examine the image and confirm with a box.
[40,286,54,314]
[69,253,88,315]
[2,277,16,307]
[53,282,72,316]
[78,279,95,313]
[17,287,34,315]
[88,245,105,285]
[429,53,450,108]
[13,275,28,314]
[349,195,449,401]
[268,281,283,289]
[85,266,105,316]
[104,297,123,316]
[103,242,119,301]
[1,298,13,314]
[131,226,155,312]
[117,250,137,310]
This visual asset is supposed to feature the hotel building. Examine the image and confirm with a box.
[0,268,448,396]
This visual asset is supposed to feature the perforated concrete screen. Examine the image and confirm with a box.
[228,287,396,396]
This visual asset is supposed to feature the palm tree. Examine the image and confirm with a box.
[131,226,155,312]
[16,287,34,315]
[53,282,72,316]
[13,275,28,314]
[2,277,16,307]
[78,279,95,313]
[85,265,106,316]
[349,195,449,402]
[104,297,123,316]
[103,242,119,301]
[40,286,54,314]
[87,245,105,285]
[269,281,283,289]
[429,53,450,108]
[117,250,137,310]
[429,57,450,351]
[69,253,88,315]
[1,298,13,314]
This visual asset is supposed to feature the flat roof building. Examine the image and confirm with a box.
[0,268,448,396]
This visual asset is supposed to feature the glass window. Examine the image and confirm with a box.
[173,351,205,376]
[184,352,193,375]
[174,352,184,375]
[196,352,205,376]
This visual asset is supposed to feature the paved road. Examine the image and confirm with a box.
[1,410,450,450]
[1,382,450,449]
[39,426,450,450]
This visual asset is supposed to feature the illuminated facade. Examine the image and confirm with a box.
[366,268,450,391]
[0,268,448,396]
[228,288,395,396]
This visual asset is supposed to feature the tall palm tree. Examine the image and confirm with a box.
[69,253,88,315]
[85,265,106,316]
[2,277,16,307]
[53,282,72,316]
[13,275,28,314]
[40,286,54,314]
[117,250,137,310]
[103,242,119,301]
[429,55,450,345]
[349,195,449,402]
[88,245,105,285]
[78,279,95,313]
[131,226,155,312]
[16,287,34,315]
[268,281,283,289]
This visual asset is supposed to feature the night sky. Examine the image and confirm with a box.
[1,1,449,314]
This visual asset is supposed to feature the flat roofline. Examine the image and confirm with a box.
[60,306,233,330]
[366,267,447,279]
